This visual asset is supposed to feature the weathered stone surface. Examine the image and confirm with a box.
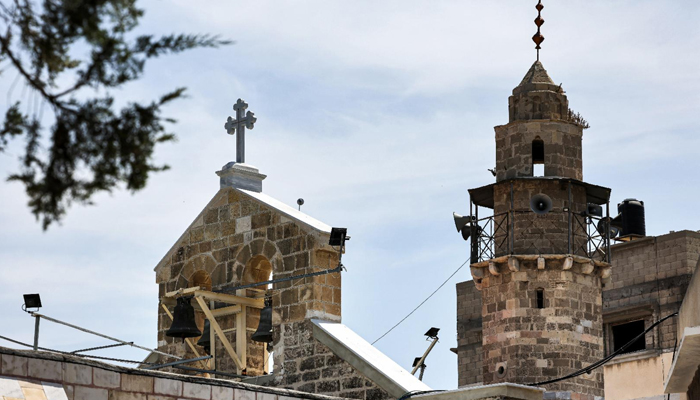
[64,363,92,385]
[75,386,108,400]
[182,381,211,399]
[153,377,181,396]
[28,358,62,381]
[94,368,121,389]
[120,375,153,393]
[1,354,28,376]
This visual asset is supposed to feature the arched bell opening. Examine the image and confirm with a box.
[242,255,274,376]
[189,270,212,331]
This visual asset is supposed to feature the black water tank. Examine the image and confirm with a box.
[618,198,646,237]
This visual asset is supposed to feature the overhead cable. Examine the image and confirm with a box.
[529,312,678,386]
[31,312,180,360]
[372,258,470,345]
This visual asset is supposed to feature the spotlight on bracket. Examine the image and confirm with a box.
[329,227,349,246]
[453,212,480,241]
[530,194,553,215]
[22,294,42,312]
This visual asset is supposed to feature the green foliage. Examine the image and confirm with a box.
[0,0,230,229]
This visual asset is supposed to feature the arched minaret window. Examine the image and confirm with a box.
[532,137,545,176]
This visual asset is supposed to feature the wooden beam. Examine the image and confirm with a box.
[164,286,201,298]
[194,296,244,371]
[210,305,243,318]
[194,290,264,309]
[160,303,209,370]
[235,289,247,374]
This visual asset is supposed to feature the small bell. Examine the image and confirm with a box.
[166,296,202,341]
[251,298,273,343]
[197,319,211,354]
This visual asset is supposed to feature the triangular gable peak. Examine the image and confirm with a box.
[154,187,332,276]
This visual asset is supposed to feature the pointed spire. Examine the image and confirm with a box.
[517,61,555,88]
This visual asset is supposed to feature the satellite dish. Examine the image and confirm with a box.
[530,194,553,215]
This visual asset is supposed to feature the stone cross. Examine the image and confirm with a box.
[225,99,257,163]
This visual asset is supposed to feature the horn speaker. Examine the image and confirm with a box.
[530,194,553,215]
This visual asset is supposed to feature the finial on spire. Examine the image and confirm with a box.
[533,0,545,61]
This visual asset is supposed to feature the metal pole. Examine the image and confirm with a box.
[418,364,426,381]
[32,313,181,360]
[33,315,40,351]
[411,337,438,375]
[606,201,612,263]
[567,181,572,255]
[510,182,515,254]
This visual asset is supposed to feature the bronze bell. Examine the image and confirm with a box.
[197,319,211,354]
[251,298,273,343]
[166,296,201,341]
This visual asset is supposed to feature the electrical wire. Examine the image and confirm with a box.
[529,312,678,386]
[0,334,155,365]
[371,258,470,345]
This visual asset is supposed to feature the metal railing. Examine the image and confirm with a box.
[470,210,611,264]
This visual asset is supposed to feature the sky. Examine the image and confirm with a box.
[1,0,699,391]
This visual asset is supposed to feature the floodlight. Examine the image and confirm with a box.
[424,327,440,339]
[23,294,42,310]
[412,357,423,368]
[329,227,348,246]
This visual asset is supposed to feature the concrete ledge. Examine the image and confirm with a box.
[414,383,544,400]
[664,325,700,394]
[0,346,341,400]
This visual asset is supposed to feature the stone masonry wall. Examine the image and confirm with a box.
[0,346,342,400]
[456,281,482,387]
[479,260,604,399]
[602,230,700,352]
[494,121,583,182]
[154,188,342,377]
[270,321,389,400]
[153,187,388,399]
[492,179,589,257]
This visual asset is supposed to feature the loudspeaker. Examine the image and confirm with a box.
[530,194,553,215]
[586,203,603,218]
[597,217,620,239]
[453,212,470,232]
[453,212,480,241]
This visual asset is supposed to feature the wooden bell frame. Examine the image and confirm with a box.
[161,286,266,375]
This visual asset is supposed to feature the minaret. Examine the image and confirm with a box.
[464,3,612,399]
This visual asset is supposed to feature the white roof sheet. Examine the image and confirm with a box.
[238,189,332,234]
[311,319,431,398]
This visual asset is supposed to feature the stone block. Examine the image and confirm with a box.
[258,392,277,400]
[108,391,148,400]
[63,384,74,400]
[210,385,233,399]
[0,375,24,397]
[64,363,92,385]
[234,389,255,400]
[28,358,62,381]
[182,382,210,399]
[1,354,28,376]
[236,217,252,233]
[74,386,108,400]
[120,375,153,393]
[43,381,68,400]
[153,378,181,396]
